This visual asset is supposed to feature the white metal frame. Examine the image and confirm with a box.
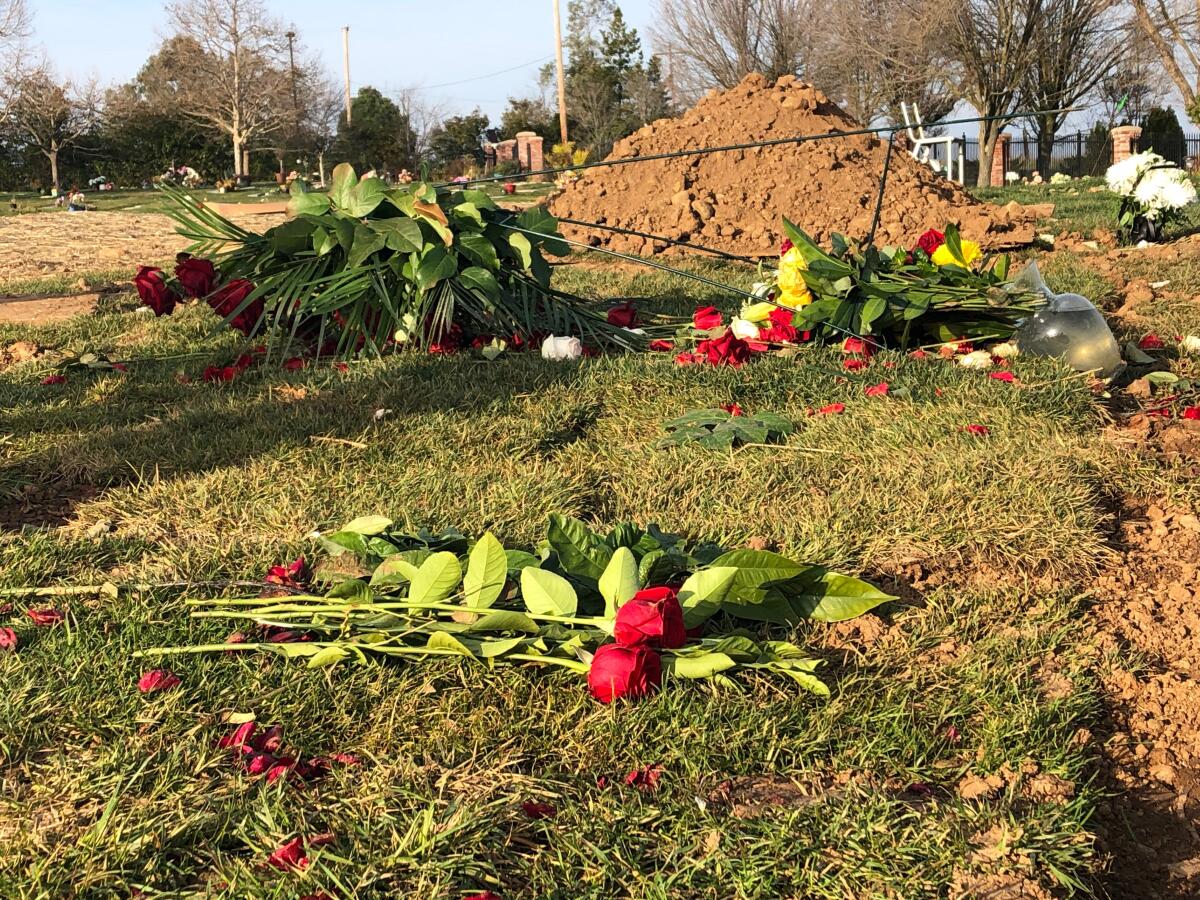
[901,102,964,184]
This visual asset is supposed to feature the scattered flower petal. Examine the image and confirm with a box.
[1182,406,1200,420]
[0,627,17,651]
[267,836,308,871]
[909,349,929,359]
[520,801,558,820]
[988,371,1016,383]
[864,381,890,397]
[27,608,64,626]
[814,402,845,415]
[720,403,744,416]
[843,358,867,372]
[41,374,66,385]
[962,424,991,435]
[648,339,674,352]
[283,357,305,371]
[137,670,181,693]
[1138,332,1165,350]
[624,764,664,791]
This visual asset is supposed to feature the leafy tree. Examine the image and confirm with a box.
[1141,106,1187,166]
[500,96,559,140]
[428,110,489,168]
[331,86,418,173]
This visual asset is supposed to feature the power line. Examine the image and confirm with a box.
[422,56,554,91]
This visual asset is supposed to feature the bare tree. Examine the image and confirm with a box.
[1022,0,1122,172]
[651,0,817,104]
[163,0,297,178]
[1096,23,1167,124]
[946,0,1044,186]
[0,0,31,115]
[393,87,447,168]
[1130,0,1200,123]
[11,67,101,190]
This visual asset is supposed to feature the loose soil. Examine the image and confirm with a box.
[0,209,284,284]
[0,293,100,324]
[549,73,1039,257]
[1091,495,1200,898]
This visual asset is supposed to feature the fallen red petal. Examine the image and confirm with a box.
[267,836,308,871]
[864,381,890,397]
[1182,406,1200,420]
[520,800,558,820]
[40,374,66,385]
[0,627,17,651]
[137,669,181,693]
[815,402,845,415]
[963,424,991,435]
[843,358,867,372]
[988,371,1016,383]
[27,608,64,626]
[1138,333,1165,350]
[720,403,745,416]
[624,764,663,791]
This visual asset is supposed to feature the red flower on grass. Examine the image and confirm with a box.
[842,337,876,358]
[520,801,558,820]
[202,365,238,383]
[40,374,66,385]
[1183,406,1200,420]
[587,644,662,704]
[175,256,217,298]
[721,403,745,416]
[916,228,945,257]
[207,279,262,336]
[814,403,845,415]
[266,556,308,589]
[1146,408,1172,418]
[1138,333,1166,350]
[614,587,687,649]
[988,371,1016,383]
[137,670,181,693]
[697,331,751,367]
[134,266,178,317]
[464,893,503,900]
[624,764,664,791]
[910,349,929,360]
[267,836,309,871]
[693,306,723,331]
[649,339,674,352]
[864,381,890,397]
[282,357,305,371]
[0,627,17,651]
[843,358,867,372]
[607,303,638,328]
[962,424,991,435]
[27,608,63,625]
[674,352,696,366]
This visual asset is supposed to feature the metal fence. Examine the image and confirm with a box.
[1132,133,1200,168]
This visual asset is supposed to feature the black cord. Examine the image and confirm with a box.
[866,130,897,246]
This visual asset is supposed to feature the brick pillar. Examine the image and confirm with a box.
[989,133,1011,187]
[494,139,517,165]
[1111,125,1142,166]
[525,136,545,181]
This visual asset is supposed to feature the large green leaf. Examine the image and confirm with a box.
[598,546,640,617]
[507,231,533,269]
[468,610,541,634]
[459,267,500,301]
[347,223,387,269]
[786,572,896,622]
[407,551,463,605]
[457,232,500,270]
[341,515,393,535]
[415,245,458,291]
[546,514,612,581]
[330,163,358,211]
[370,217,423,253]
[710,549,806,606]
[370,554,422,586]
[665,651,737,679]
[462,532,508,609]
[346,177,387,217]
[677,566,737,627]
[427,631,475,658]
[521,567,579,616]
[287,191,331,218]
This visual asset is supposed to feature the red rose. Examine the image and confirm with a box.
[613,586,687,649]
[587,643,662,703]
[137,669,181,693]
[916,228,945,257]
[721,403,744,416]
[768,307,793,327]
[1138,332,1165,350]
[267,836,309,871]
[607,303,638,328]
[779,238,794,255]
[1183,406,1200,420]
[0,627,16,650]
[175,256,217,298]
[134,266,178,317]
[207,279,262,336]
[698,331,751,367]
[693,306,723,330]
[759,322,798,344]
[27,608,64,625]
[266,556,308,588]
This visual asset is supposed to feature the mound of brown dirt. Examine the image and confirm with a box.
[549,73,1037,257]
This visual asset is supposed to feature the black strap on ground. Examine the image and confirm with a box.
[555,217,762,265]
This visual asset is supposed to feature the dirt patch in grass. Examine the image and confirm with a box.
[1092,500,1200,898]
[0,210,284,283]
[0,482,98,530]
[0,293,99,324]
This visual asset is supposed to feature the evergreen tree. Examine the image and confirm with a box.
[331,87,418,174]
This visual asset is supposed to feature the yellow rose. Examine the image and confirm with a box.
[777,246,813,307]
[931,239,982,268]
[740,301,778,323]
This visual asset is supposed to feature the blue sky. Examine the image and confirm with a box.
[28,0,658,121]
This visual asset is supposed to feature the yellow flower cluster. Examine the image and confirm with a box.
[931,239,982,268]
[776,246,813,308]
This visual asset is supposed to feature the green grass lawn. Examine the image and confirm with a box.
[0,190,1196,896]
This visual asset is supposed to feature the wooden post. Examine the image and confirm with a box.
[342,26,353,125]
[552,0,568,145]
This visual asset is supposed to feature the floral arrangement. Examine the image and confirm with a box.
[142,165,637,357]
[1105,150,1198,244]
[140,515,894,703]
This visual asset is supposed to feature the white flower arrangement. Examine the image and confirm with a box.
[1105,150,1197,224]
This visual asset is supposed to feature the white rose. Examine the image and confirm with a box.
[991,342,1019,359]
[541,335,583,361]
[958,349,993,370]
[1181,335,1200,355]
[730,317,760,340]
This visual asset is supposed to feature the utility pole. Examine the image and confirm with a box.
[286,31,300,116]
[552,0,568,145]
[342,26,353,125]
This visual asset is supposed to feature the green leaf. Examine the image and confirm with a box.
[347,223,386,268]
[505,550,540,575]
[775,666,830,696]
[307,645,350,668]
[860,295,887,332]
[468,610,541,634]
[521,567,579,616]
[457,232,500,270]
[665,651,737,679]
[286,191,331,218]
[459,266,501,300]
[407,551,463,605]
[508,231,533,269]
[415,245,458,291]
[598,547,640,617]
[463,532,508,609]
[346,177,386,217]
[370,555,422,586]
[787,572,895,622]
[370,217,423,253]
[664,408,731,429]
[330,163,358,211]
[452,201,484,229]
[1145,370,1179,386]
[710,550,805,607]
[317,530,368,557]
[677,566,737,627]
[341,515,393,535]
[547,514,612,580]
[427,631,476,658]
[478,637,526,658]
